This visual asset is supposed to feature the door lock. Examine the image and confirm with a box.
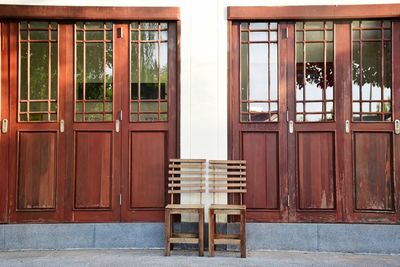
[60,120,65,133]
[395,120,400,135]
[345,120,350,134]
[1,119,8,133]
[288,120,294,134]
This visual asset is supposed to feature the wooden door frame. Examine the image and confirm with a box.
[0,22,9,223]
[227,4,400,223]
[0,5,181,223]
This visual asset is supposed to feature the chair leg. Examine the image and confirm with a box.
[208,209,215,257]
[198,208,204,256]
[240,209,246,258]
[165,209,171,256]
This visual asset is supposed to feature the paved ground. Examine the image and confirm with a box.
[0,249,399,267]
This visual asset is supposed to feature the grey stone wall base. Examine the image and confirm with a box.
[0,223,399,254]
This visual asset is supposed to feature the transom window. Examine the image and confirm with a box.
[130,22,168,122]
[295,21,334,122]
[240,22,279,122]
[19,21,58,122]
[75,21,113,122]
[352,20,392,122]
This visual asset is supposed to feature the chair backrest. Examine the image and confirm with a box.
[168,159,206,204]
[208,160,247,205]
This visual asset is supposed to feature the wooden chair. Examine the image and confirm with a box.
[208,160,246,258]
[165,159,206,256]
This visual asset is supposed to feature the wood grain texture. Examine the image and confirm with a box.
[242,132,279,209]
[0,5,180,20]
[354,132,394,211]
[297,132,336,210]
[74,131,112,209]
[130,131,166,209]
[228,5,400,20]
[18,132,57,209]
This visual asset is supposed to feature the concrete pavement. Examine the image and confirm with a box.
[0,249,399,267]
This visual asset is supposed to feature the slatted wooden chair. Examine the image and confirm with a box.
[165,159,206,256]
[208,160,247,258]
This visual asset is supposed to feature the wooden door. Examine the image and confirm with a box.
[0,22,9,223]
[121,22,178,222]
[343,20,400,223]
[287,21,344,222]
[230,21,289,222]
[65,22,121,222]
[8,22,66,222]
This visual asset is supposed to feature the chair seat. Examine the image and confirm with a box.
[209,204,246,210]
[166,204,204,209]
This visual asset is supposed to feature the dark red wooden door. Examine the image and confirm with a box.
[7,22,67,222]
[342,20,400,223]
[287,21,344,222]
[121,22,178,222]
[230,21,289,222]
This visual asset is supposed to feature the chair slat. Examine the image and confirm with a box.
[169,177,206,181]
[170,159,206,163]
[209,189,247,193]
[211,183,246,188]
[168,170,205,175]
[209,178,246,181]
[209,171,246,176]
[168,189,206,194]
[209,160,246,164]
[168,183,204,188]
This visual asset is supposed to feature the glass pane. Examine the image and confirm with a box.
[241,32,248,42]
[270,43,278,100]
[361,20,381,28]
[250,32,268,42]
[30,21,48,28]
[384,42,391,98]
[106,43,113,100]
[305,21,324,29]
[361,42,381,100]
[141,102,158,112]
[305,43,324,100]
[140,22,159,29]
[20,43,28,100]
[30,31,48,40]
[249,23,268,30]
[140,42,158,99]
[240,43,248,101]
[141,31,158,41]
[161,31,168,41]
[140,114,158,121]
[76,43,84,100]
[30,43,49,100]
[131,43,139,100]
[249,43,268,101]
[85,22,104,29]
[362,30,381,40]
[85,43,104,100]
[85,102,103,112]
[86,31,104,40]
[30,102,48,111]
[160,42,168,100]
[20,102,27,112]
[130,102,138,112]
[306,31,323,41]
[51,43,58,100]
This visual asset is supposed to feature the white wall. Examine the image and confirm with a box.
[2,0,399,221]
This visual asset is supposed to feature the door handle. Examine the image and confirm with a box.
[115,120,120,133]
[60,120,65,133]
[395,120,400,135]
[288,120,294,134]
[345,120,350,133]
[1,119,8,133]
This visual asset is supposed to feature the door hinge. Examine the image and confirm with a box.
[119,194,122,206]
[118,110,123,121]
[282,28,288,39]
[287,195,290,207]
[286,110,289,122]
[1,119,8,134]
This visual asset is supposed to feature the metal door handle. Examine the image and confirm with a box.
[289,120,294,134]
[345,120,350,133]
[115,120,120,133]
[395,120,400,135]
[1,119,8,133]
[60,120,65,133]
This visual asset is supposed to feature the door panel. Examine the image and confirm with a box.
[353,132,394,211]
[130,131,166,209]
[242,132,280,210]
[74,131,113,209]
[230,21,289,222]
[17,131,57,210]
[297,132,336,210]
